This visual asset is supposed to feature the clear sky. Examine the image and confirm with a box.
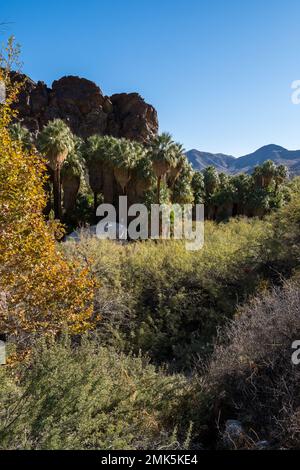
[1,0,300,156]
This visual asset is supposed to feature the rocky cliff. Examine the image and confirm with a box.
[12,73,158,142]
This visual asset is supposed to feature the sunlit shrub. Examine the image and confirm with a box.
[63,217,271,368]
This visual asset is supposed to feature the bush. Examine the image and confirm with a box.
[264,177,300,278]
[63,218,271,369]
[0,335,192,450]
[204,279,300,449]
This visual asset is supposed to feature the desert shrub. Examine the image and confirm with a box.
[204,279,300,449]
[63,217,271,369]
[264,177,300,277]
[0,335,191,450]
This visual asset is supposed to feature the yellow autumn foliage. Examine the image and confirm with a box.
[0,44,96,344]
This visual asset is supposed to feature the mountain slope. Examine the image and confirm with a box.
[186,150,235,172]
[186,145,300,176]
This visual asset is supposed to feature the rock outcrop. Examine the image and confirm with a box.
[12,74,158,142]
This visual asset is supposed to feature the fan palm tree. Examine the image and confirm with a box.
[274,164,288,191]
[191,171,205,205]
[261,160,277,187]
[124,143,151,205]
[84,135,126,209]
[168,146,186,188]
[231,173,251,215]
[61,138,83,215]
[9,122,33,150]
[133,152,154,198]
[37,119,74,219]
[213,173,235,220]
[253,160,277,188]
[172,160,194,204]
[84,135,106,212]
[203,166,220,196]
[110,138,139,194]
[203,166,220,219]
[148,132,178,204]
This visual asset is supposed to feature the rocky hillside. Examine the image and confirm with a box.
[187,144,300,176]
[12,73,158,142]
[186,150,235,172]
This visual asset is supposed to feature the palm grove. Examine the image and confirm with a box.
[9,118,289,230]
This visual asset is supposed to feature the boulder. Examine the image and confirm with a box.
[223,419,245,449]
[11,73,158,142]
[109,92,158,141]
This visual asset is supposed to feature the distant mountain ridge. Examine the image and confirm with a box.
[186,144,300,176]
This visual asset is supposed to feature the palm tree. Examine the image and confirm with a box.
[274,164,288,191]
[231,173,251,215]
[172,160,194,204]
[168,146,186,188]
[213,173,235,220]
[84,135,129,209]
[110,138,139,194]
[191,171,205,205]
[148,132,178,204]
[203,166,220,219]
[9,122,33,150]
[133,152,154,197]
[203,166,220,196]
[261,160,277,187]
[37,119,74,219]
[61,138,83,215]
[83,135,107,212]
[125,143,152,205]
[253,160,277,188]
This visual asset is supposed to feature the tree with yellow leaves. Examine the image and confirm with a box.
[0,38,96,350]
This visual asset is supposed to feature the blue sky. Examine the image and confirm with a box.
[1,0,300,156]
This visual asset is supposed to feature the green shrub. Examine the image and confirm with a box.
[264,177,300,277]
[63,217,271,369]
[0,335,191,450]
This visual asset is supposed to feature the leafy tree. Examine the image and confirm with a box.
[37,119,74,219]
[0,45,95,352]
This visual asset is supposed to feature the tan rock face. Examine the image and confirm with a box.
[12,73,159,142]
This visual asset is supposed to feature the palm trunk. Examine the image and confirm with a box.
[43,177,52,217]
[157,176,161,205]
[157,176,162,237]
[53,165,62,220]
[62,174,80,214]
[94,192,98,214]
